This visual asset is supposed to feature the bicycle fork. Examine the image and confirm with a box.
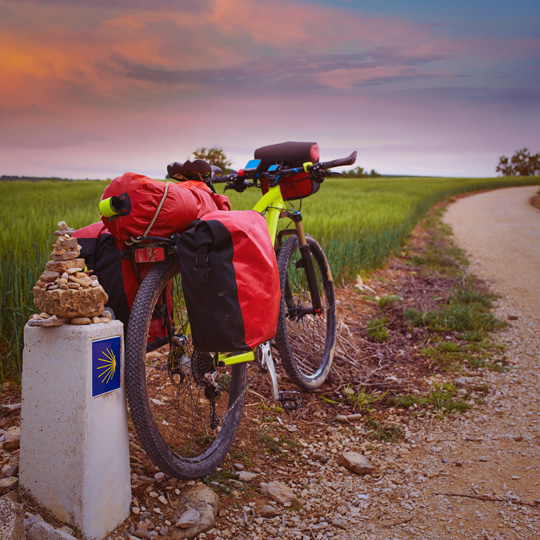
[291,213,323,315]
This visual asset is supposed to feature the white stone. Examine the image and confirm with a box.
[177,508,201,528]
[237,471,258,482]
[260,481,297,505]
[20,321,130,540]
[337,452,375,475]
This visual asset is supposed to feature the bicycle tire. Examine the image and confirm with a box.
[125,258,246,479]
[275,234,336,390]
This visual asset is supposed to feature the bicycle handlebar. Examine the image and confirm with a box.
[320,151,357,170]
[206,149,358,194]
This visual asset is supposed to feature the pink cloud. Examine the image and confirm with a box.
[315,66,421,89]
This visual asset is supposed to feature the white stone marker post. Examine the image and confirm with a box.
[20,321,131,540]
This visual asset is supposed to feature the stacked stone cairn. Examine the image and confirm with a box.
[29,221,111,326]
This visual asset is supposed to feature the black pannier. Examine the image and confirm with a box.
[175,210,280,353]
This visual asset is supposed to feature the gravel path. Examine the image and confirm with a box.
[445,185,540,320]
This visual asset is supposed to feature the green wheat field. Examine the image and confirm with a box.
[1,175,538,382]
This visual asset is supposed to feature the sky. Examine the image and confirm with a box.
[1,0,539,179]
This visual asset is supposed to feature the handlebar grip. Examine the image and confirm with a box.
[320,151,357,170]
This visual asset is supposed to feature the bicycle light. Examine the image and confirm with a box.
[99,193,131,218]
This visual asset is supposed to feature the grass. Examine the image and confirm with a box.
[0,180,106,383]
[1,174,537,384]
[364,415,403,442]
[366,317,389,342]
[403,288,506,336]
[388,383,471,415]
[343,385,388,410]
[377,294,402,308]
[221,175,538,280]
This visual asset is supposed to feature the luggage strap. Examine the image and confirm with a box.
[191,219,231,284]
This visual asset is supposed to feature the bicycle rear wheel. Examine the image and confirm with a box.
[275,234,336,390]
[125,258,246,479]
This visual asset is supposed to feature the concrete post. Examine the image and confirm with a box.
[20,321,131,540]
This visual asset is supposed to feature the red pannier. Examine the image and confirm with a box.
[175,210,280,352]
[101,173,231,244]
[255,141,320,200]
[74,222,170,344]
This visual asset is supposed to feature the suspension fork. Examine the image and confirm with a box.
[291,213,322,314]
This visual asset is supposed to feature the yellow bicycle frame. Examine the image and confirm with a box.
[217,185,285,366]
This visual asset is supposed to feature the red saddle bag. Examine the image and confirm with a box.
[101,173,230,244]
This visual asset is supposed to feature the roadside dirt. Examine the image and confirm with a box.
[2,186,539,540]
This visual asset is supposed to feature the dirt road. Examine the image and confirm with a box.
[394,185,540,539]
[445,185,540,320]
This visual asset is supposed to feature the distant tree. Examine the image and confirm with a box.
[342,166,380,178]
[496,148,540,176]
[192,147,233,173]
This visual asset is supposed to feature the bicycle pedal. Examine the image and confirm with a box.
[278,391,302,409]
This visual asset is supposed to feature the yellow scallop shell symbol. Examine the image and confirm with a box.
[97,347,117,385]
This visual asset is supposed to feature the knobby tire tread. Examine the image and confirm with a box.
[125,259,246,479]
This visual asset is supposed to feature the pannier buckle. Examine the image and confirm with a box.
[195,265,210,283]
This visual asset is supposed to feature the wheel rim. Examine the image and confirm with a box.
[284,245,335,380]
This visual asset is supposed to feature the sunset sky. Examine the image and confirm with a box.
[1,0,539,179]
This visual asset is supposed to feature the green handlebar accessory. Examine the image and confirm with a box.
[99,197,119,218]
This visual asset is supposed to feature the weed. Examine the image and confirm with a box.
[403,307,424,328]
[425,383,471,413]
[203,466,236,488]
[387,394,424,409]
[220,373,231,391]
[377,294,402,308]
[229,448,254,467]
[404,290,506,335]
[366,317,389,342]
[437,341,461,353]
[420,341,488,372]
[256,426,298,456]
[364,415,403,442]
[320,395,340,404]
[258,429,283,455]
[389,384,471,415]
[260,403,285,413]
[343,385,388,411]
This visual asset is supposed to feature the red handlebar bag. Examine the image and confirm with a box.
[255,141,321,201]
[101,173,230,244]
[175,210,280,352]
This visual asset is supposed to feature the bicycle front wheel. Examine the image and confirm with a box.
[275,234,336,391]
[125,258,246,479]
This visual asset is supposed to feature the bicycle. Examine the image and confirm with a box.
[120,142,357,479]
